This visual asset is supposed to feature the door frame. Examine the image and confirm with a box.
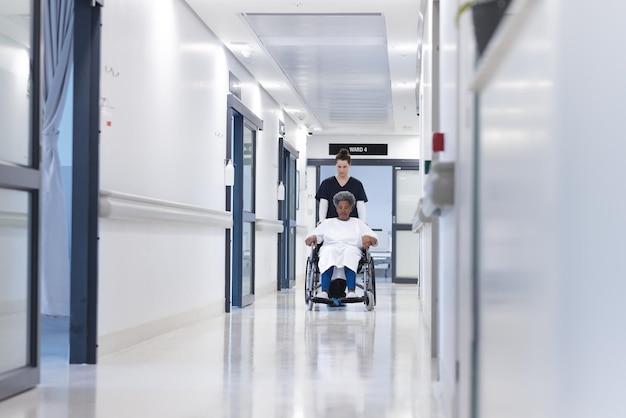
[278,137,299,290]
[391,166,421,284]
[0,0,43,400]
[226,94,262,308]
[69,0,102,365]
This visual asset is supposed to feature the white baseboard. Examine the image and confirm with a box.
[97,301,224,358]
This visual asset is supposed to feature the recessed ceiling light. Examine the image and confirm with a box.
[394,82,417,89]
[392,44,418,53]
[261,81,286,89]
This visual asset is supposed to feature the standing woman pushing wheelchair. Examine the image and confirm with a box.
[305,191,378,300]
[316,148,368,222]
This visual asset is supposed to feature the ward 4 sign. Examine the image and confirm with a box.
[328,143,388,156]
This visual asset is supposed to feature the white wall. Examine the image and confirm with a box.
[98,0,305,355]
[419,0,435,359]
[454,0,479,415]
[435,0,460,415]
[294,128,310,284]
[467,0,626,417]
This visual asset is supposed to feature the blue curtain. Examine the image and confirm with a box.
[41,0,74,316]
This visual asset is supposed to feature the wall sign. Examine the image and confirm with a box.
[329,143,388,156]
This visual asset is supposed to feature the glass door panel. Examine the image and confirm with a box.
[288,226,296,284]
[396,169,421,223]
[394,230,420,278]
[392,168,420,283]
[0,0,41,400]
[242,221,253,297]
[243,127,254,212]
[279,146,298,290]
[0,14,33,166]
[0,189,30,373]
[241,125,255,305]
[229,103,259,308]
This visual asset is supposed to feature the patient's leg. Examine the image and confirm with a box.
[321,267,333,291]
[345,268,356,292]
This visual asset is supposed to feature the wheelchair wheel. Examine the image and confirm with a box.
[305,258,314,304]
[365,290,375,311]
[368,257,377,306]
[304,258,312,303]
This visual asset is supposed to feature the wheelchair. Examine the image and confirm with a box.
[304,243,377,311]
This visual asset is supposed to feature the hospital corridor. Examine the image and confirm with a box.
[3,0,626,417]
[0,283,445,418]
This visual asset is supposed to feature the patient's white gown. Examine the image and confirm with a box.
[309,217,377,275]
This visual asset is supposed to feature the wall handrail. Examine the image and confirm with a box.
[256,218,284,233]
[99,189,232,228]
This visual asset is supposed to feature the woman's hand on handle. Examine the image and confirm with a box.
[305,235,317,246]
[361,235,377,250]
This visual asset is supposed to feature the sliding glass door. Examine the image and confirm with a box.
[227,95,262,308]
[278,139,298,290]
[0,0,42,400]
[239,124,256,306]
[392,167,420,283]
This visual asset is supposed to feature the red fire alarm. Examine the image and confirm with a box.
[433,132,444,152]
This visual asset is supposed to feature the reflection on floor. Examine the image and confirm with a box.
[41,315,69,364]
[2,283,446,417]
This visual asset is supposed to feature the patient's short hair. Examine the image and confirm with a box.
[333,191,356,208]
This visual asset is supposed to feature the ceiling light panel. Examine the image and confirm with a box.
[244,13,393,130]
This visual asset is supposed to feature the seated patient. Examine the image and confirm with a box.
[305,191,378,299]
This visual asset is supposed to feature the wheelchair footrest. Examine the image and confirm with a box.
[311,296,337,305]
[340,296,365,303]
[310,295,366,306]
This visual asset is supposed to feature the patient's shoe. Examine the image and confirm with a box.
[345,291,357,299]
[315,290,329,299]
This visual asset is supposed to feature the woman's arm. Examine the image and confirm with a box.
[318,198,329,221]
[357,219,378,249]
[305,220,326,245]
[356,200,366,222]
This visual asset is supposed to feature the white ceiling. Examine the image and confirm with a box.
[185,0,424,137]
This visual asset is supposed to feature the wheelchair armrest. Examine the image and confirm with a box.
[310,242,322,262]
[361,247,373,260]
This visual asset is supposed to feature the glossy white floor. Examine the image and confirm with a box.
[1,283,447,418]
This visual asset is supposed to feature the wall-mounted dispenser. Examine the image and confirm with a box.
[224,159,234,186]
[417,132,455,222]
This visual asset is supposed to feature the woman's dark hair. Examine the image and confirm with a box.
[335,148,351,164]
[333,191,356,208]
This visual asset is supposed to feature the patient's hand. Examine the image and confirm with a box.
[305,235,317,246]
[362,235,377,250]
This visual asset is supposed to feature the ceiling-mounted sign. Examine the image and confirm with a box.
[329,143,388,156]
